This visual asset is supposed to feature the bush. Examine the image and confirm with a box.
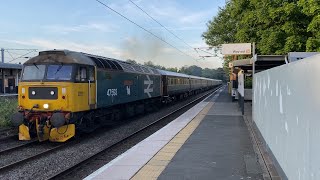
[0,97,17,127]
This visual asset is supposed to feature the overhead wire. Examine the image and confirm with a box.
[128,0,195,51]
[5,50,15,61]
[8,50,37,63]
[95,0,198,61]
[195,48,217,56]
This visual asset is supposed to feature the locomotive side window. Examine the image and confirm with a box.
[88,66,95,81]
[76,67,87,82]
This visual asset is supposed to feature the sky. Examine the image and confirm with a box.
[0,0,226,69]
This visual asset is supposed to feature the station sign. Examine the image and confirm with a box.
[222,43,251,55]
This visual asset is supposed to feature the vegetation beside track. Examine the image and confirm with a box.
[0,98,17,127]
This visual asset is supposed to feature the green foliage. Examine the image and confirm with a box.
[223,56,232,77]
[180,65,202,76]
[202,0,320,55]
[126,59,138,64]
[126,59,227,81]
[0,98,17,127]
[166,67,178,72]
[144,61,166,70]
[202,4,237,45]
[179,66,226,81]
[244,77,252,89]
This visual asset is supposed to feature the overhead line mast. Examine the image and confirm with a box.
[1,48,38,63]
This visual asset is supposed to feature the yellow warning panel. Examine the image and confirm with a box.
[19,124,31,140]
[49,124,75,142]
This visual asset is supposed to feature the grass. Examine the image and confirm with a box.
[0,97,18,127]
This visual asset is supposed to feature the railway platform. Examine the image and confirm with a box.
[85,86,265,180]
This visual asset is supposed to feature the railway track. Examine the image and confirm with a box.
[0,128,17,139]
[0,127,14,134]
[0,140,69,173]
[0,134,17,142]
[0,138,38,154]
[48,86,223,179]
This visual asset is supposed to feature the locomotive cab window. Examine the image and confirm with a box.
[46,64,73,81]
[22,64,46,81]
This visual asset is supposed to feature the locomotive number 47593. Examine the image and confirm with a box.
[107,88,118,96]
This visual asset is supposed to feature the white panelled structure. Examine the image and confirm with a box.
[253,54,320,180]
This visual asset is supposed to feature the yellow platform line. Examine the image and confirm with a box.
[131,102,214,180]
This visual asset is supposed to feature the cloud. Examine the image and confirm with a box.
[43,23,118,34]
[120,36,165,60]
[1,38,122,58]
[147,3,213,25]
[0,38,222,69]
[178,11,212,24]
[106,0,213,26]
[148,25,204,31]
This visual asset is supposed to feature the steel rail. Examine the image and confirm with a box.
[0,134,17,142]
[0,139,38,154]
[0,141,70,173]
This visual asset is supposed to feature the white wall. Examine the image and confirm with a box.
[253,54,320,180]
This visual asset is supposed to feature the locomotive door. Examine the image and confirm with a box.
[162,76,167,95]
[76,65,96,110]
[88,66,96,109]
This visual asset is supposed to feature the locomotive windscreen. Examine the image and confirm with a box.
[22,64,46,80]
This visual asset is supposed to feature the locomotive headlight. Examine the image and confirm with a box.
[43,104,49,109]
[31,91,36,95]
[21,88,25,94]
[50,91,55,95]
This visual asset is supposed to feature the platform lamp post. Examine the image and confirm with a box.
[1,48,4,63]
[1,48,4,94]
[252,42,256,122]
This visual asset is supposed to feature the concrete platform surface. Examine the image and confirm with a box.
[84,87,225,180]
[85,86,264,180]
[158,89,263,180]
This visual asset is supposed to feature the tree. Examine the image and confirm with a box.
[166,67,178,72]
[298,0,320,51]
[179,65,202,77]
[126,59,138,64]
[144,61,166,70]
[202,0,319,55]
[202,3,237,46]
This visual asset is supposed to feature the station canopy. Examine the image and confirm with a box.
[0,62,22,69]
[232,55,286,73]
